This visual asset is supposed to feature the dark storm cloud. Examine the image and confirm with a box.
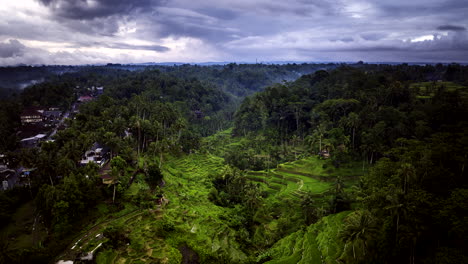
[59,17,123,37]
[3,0,468,64]
[133,0,342,43]
[141,14,238,43]
[36,0,161,20]
[377,0,468,18]
[0,39,25,58]
[437,25,466,31]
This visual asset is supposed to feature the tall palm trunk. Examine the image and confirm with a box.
[113,183,116,203]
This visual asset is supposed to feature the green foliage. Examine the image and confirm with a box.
[265,211,350,264]
[2,63,468,263]
[338,210,378,263]
[35,173,102,237]
[103,223,129,249]
[146,163,163,187]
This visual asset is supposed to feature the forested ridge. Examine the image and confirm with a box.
[233,65,468,263]
[0,63,467,264]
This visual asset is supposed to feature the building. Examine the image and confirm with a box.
[20,107,44,125]
[20,134,47,148]
[78,95,94,103]
[0,170,14,191]
[80,143,109,167]
[319,149,330,159]
[0,154,8,171]
[43,110,62,121]
[19,168,36,186]
[95,86,104,95]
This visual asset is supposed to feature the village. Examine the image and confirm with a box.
[0,86,108,192]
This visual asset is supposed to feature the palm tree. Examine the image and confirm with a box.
[384,188,406,242]
[346,112,359,150]
[315,123,327,153]
[109,156,126,203]
[155,138,170,168]
[339,210,378,262]
[36,150,57,186]
[110,167,120,204]
[103,131,120,158]
[305,123,327,154]
[398,163,416,194]
[131,116,142,158]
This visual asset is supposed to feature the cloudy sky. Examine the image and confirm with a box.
[0,0,467,65]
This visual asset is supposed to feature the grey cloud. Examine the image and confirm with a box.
[360,33,387,41]
[377,1,468,17]
[297,30,468,61]
[134,7,241,43]
[437,25,466,31]
[261,1,337,16]
[74,41,170,52]
[3,0,468,64]
[59,17,122,36]
[330,37,354,43]
[138,0,340,43]
[107,43,169,52]
[0,39,25,58]
[195,7,238,21]
[36,0,162,20]
[0,39,157,66]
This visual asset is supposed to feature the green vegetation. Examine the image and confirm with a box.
[264,211,350,264]
[0,63,467,264]
[410,81,468,99]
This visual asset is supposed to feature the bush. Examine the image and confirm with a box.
[146,164,163,187]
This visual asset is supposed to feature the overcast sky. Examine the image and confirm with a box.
[0,0,467,65]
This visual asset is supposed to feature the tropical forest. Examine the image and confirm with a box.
[0,62,467,264]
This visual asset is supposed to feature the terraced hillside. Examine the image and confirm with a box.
[245,156,363,202]
[77,152,364,264]
[262,211,351,264]
[71,154,251,263]
[161,154,249,262]
[410,81,468,99]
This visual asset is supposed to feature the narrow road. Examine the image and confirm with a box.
[48,109,71,140]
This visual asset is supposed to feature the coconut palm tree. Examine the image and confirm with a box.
[109,156,126,203]
[346,112,359,150]
[339,210,378,262]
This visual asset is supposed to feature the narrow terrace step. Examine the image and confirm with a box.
[246,175,270,185]
[272,172,301,183]
[276,167,335,182]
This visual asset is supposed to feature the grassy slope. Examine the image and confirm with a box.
[90,129,364,263]
[410,81,468,99]
[246,156,363,203]
[162,154,248,262]
[95,154,249,263]
[264,211,350,264]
